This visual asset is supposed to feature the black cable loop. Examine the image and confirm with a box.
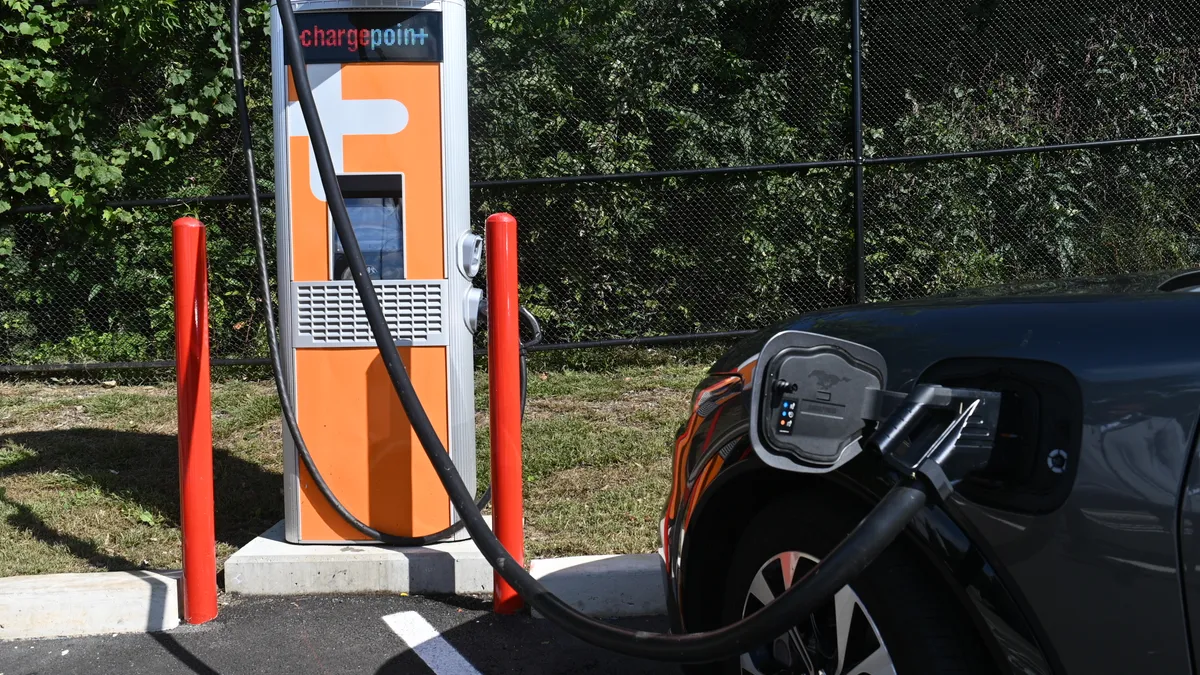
[263,0,938,662]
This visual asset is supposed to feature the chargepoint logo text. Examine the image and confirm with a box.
[299,24,430,53]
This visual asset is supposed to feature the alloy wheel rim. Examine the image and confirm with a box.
[739,550,895,675]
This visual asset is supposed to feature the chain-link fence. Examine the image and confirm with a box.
[2,0,1198,382]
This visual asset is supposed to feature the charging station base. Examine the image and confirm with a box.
[224,518,495,597]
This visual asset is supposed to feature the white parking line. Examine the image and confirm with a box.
[382,611,482,675]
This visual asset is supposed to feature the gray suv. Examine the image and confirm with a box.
[663,268,1200,674]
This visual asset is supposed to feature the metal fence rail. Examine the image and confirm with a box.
[3,0,1198,380]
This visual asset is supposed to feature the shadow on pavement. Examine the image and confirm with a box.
[0,592,679,675]
[375,651,432,674]
[372,607,676,675]
[150,632,223,675]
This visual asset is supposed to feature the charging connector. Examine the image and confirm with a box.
[868,384,1002,501]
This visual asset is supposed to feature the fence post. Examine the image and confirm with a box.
[851,0,866,304]
[173,216,218,625]
[486,212,525,614]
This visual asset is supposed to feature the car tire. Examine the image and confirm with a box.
[689,489,996,675]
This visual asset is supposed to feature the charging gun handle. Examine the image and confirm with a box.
[867,384,1002,501]
[866,383,943,455]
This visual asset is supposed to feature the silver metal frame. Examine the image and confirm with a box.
[272,0,475,544]
[271,4,302,542]
[275,0,443,12]
[438,0,475,536]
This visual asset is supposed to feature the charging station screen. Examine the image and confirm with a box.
[332,197,404,281]
[288,11,442,63]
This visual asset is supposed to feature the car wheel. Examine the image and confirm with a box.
[704,490,995,675]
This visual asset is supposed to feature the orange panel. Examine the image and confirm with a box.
[286,61,451,541]
[287,63,444,281]
[288,135,331,282]
[296,347,451,541]
[341,62,445,280]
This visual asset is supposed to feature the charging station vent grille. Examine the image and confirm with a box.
[292,280,449,348]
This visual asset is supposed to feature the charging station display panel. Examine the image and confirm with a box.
[287,11,443,63]
[331,174,405,280]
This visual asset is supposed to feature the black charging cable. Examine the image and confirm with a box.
[478,304,543,414]
[268,0,942,663]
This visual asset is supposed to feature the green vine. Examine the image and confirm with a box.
[0,0,268,217]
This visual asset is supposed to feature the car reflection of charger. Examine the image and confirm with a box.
[332,253,378,280]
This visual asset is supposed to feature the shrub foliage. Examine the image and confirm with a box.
[1,0,1197,363]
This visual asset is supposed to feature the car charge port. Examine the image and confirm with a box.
[917,357,1082,514]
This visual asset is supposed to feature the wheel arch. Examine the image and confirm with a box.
[677,450,1055,675]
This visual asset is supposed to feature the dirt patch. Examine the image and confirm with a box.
[524,386,688,426]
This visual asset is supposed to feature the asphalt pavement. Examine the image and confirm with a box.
[0,594,680,675]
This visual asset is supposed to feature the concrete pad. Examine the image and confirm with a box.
[0,570,180,641]
[224,520,493,596]
[529,553,666,618]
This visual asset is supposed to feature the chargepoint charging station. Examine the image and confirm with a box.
[270,0,481,543]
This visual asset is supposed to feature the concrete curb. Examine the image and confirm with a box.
[529,553,667,618]
[0,570,180,641]
[223,522,666,618]
[1,526,667,640]
[223,521,493,596]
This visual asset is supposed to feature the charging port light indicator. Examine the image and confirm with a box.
[778,399,796,434]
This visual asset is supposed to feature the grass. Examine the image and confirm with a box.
[0,359,707,577]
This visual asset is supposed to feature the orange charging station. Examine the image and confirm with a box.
[271,0,480,543]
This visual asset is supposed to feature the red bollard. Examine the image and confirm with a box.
[172,217,218,625]
[486,212,525,614]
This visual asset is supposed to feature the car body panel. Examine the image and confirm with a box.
[665,272,1200,675]
[1175,431,1200,671]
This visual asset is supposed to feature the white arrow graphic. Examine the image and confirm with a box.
[288,63,409,202]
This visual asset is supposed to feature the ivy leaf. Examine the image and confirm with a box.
[145,139,162,160]
[93,164,122,185]
[32,38,51,52]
